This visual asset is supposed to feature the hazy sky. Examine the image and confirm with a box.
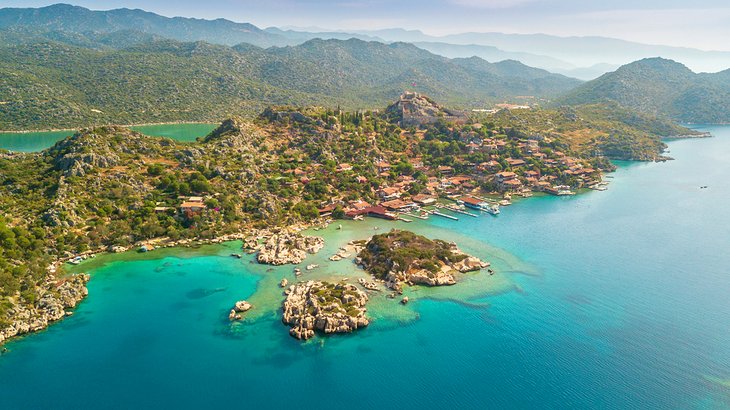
[5,0,730,51]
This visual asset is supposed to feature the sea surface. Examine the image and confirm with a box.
[0,123,216,152]
[1,126,729,409]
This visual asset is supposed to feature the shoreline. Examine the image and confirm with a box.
[0,121,219,135]
[663,132,713,139]
[2,121,727,136]
[1,221,321,347]
[0,142,679,346]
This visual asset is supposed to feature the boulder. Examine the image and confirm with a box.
[234,300,252,312]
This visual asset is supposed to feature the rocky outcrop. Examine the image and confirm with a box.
[0,273,90,345]
[56,152,120,177]
[228,300,252,321]
[452,255,490,273]
[257,233,324,265]
[385,92,467,127]
[282,281,369,340]
[408,267,457,286]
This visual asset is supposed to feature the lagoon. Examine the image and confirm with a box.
[0,126,729,409]
[0,123,217,152]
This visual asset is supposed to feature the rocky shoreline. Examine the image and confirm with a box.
[4,224,326,346]
[282,281,369,340]
[0,273,90,345]
[256,232,324,265]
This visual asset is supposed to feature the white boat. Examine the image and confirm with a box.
[68,256,83,265]
[306,264,319,270]
[485,204,500,215]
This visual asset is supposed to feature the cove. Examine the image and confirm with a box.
[0,126,729,409]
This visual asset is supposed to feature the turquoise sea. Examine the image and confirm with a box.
[0,123,216,152]
[1,126,729,409]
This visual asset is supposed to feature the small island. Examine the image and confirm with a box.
[357,230,489,290]
[282,281,369,340]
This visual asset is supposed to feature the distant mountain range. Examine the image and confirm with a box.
[0,4,728,128]
[560,58,730,124]
[0,33,580,130]
[349,29,730,76]
[3,4,730,80]
[0,3,287,47]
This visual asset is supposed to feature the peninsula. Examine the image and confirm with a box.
[0,94,697,344]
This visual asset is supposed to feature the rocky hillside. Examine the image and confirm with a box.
[479,103,700,161]
[0,32,581,130]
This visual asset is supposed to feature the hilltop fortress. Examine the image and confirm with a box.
[386,92,468,127]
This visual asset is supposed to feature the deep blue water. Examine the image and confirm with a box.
[1,126,729,409]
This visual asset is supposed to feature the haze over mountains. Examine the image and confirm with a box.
[2,3,730,79]
[0,33,579,130]
[0,3,728,129]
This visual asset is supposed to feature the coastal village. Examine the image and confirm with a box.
[281,92,606,225]
[0,93,617,343]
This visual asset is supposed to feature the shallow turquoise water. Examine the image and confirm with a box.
[1,126,729,409]
[0,123,216,152]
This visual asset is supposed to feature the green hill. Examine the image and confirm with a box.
[0,36,581,130]
[560,58,730,123]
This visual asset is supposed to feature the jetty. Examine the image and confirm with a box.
[435,203,478,218]
[432,211,458,220]
[445,206,478,218]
